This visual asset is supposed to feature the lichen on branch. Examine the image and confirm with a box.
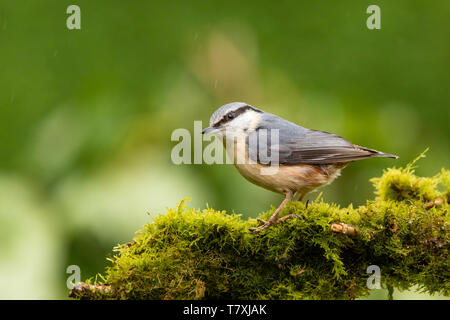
[70,157,449,300]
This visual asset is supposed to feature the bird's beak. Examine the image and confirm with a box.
[202,126,219,135]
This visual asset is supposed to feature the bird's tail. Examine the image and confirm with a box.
[373,152,399,159]
[356,145,399,159]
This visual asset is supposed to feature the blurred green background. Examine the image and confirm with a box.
[0,1,448,299]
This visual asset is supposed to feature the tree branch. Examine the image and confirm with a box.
[69,164,449,300]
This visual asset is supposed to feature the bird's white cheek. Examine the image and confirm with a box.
[223,127,246,140]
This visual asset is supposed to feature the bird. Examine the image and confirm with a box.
[202,102,398,233]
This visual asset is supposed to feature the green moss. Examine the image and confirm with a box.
[370,149,442,202]
[439,169,450,196]
[70,159,449,300]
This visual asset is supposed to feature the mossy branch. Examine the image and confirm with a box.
[70,158,450,300]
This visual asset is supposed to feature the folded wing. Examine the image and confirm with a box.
[247,115,397,165]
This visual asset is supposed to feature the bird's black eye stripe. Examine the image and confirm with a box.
[212,105,262,127]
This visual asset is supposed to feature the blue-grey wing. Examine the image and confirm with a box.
[247,114,394,165]
[276,130,381,164]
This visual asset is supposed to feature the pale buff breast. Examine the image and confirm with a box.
[235,162,343,194]
[229,138,345,194]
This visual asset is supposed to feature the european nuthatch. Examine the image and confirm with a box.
[202,102,398,233]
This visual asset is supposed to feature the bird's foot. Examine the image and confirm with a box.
[248,219,271,233]
[249,214,303,233]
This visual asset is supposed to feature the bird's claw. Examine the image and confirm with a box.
[249,214,304,233]
[249,220,272,233]
[249,218,273,233]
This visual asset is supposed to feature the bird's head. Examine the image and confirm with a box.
[202,102,263,138]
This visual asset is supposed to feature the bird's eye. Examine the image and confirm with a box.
[227,113,234,119]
